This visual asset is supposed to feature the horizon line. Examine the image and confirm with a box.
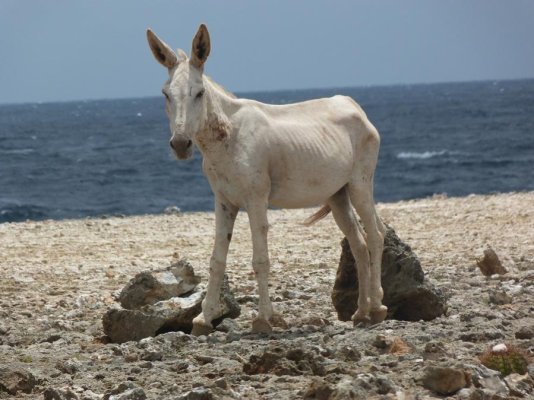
[1,76,533,107]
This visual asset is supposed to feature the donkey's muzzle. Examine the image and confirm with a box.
[170,137,193,160]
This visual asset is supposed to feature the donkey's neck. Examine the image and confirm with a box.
[194,77,239,157]
[204,77,239,122]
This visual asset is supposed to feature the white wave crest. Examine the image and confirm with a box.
[397,150,448,160]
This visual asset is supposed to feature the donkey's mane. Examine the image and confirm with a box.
[205,76,236,99]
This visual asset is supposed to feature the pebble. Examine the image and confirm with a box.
[492,343,508,353]
[488,289,512,305]
[176,387,214,400]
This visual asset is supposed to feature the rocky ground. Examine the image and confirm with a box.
[0,192,533,399]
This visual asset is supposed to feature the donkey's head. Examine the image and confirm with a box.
[147,24,211,159]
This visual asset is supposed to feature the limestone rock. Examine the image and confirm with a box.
[422,365,468,395]
[104,274,240,343]
[119,260,200,309]
[175,387,214,400]
[103,382,147,400]
[103,289,204,343]
[0,363,37,395]
[328,377,366,400]
[504,373,534,398]
[332,224,447,321]
[470,364,509,396]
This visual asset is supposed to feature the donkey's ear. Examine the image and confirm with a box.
[146,29,178,69]
[191,24,211,69]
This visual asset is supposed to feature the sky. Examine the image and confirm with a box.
[1,0,534,104]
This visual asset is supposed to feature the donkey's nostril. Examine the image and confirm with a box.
[186,140,192,148]
[169,140,175,150]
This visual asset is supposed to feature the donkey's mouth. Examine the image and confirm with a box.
[173,147,193,160]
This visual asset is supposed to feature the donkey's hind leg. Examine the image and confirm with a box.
[328,186,372,325]
[192,198,238,336]
[348,169,387,324]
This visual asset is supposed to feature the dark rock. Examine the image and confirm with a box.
[215,317,238,333]
[303,378,333,400]
[376,375,396,395]
[140,350,163,362]
[0,363,37,395]
[212,274,241,323]
[459,330,505,342]
[119,260,200,309]
[515,325,534,339]
[43,387,80,400]
[332,224,447,321]
[477,246,507,276]
[422,365,469,395]
[243,344,325,376]
[335,344,361,362]
[213,378,228,389]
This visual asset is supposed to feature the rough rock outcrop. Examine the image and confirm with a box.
[422,365,469,395]
[0,364,37,395]
[332,224,447,321]
[119,260,200,309]
[103,264,240,343]
[476,246,507,276]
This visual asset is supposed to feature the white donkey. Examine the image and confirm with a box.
[147,24,387,335]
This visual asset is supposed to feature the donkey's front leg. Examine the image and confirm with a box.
[192,199,238,336]
[247,201,287,333]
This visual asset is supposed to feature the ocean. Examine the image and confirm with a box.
[1,79,533,223]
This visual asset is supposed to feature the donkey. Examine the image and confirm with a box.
[147,24,387,335]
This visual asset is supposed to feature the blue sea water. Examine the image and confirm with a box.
[1,79,533,223]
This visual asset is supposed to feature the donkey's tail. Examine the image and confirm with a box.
[301,204,332,226]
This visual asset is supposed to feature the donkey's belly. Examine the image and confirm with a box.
[268,168,350,209]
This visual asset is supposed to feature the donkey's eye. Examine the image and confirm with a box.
[195,89,205,100]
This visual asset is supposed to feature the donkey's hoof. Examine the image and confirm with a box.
[252,317,273,334]
[351,310,371,327]
[370,306,388,324]
[191,322,214,337]
[269,313,288,329]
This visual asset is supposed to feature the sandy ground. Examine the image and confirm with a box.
[0,191,533,399]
